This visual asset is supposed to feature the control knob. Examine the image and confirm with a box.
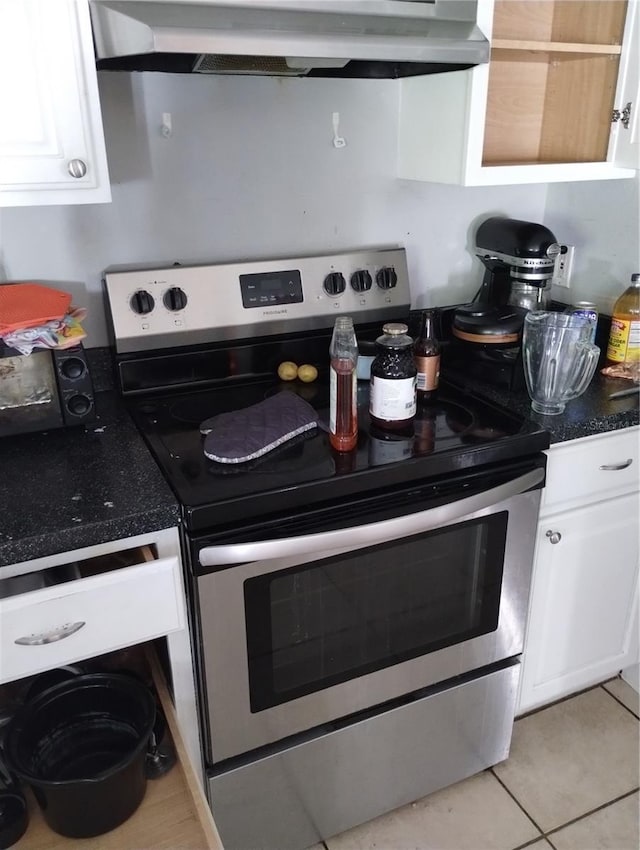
[59,357,86,380]
[350,269,372,293]
[130,290,155,315]
[163,287,187,311]
[376,267,398,290]
[323,272,346,296]
[67,394,92,416]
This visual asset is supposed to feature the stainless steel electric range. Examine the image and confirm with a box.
[104,247,549,850]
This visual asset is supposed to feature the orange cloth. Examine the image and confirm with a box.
[0,283,72,335]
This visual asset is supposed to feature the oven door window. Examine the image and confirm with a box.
[244,512,507,712]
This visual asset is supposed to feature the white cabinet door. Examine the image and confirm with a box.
[0,0,110,206]
[398,0,639,186]
[608,0,640,170]
[518,491,640,714]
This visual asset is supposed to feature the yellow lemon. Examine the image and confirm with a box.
[297,364,318,383]
[277,361,298,381]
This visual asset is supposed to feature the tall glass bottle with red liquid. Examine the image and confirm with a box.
[329,316,358,452]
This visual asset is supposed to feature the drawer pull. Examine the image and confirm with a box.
[14,621,86,646]
[546,530,562,544]
[599,458,633,471]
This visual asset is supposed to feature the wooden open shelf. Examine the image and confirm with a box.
[490,0,627,45]
[12,647,224,850]
[491,39,622,54]
[482,0,628,166]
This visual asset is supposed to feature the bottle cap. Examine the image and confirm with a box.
[382,323,409,335]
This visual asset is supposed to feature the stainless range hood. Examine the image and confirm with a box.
[89,0,489,78]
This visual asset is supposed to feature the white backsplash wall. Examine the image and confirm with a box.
[544,175,640,314]
[1,72,550,346]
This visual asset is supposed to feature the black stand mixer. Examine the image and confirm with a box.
[440,216,562,389]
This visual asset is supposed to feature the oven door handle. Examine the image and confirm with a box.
[198,467,544,567]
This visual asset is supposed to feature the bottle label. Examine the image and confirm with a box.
[607,319,640,362]
[370,376,416,422]
[415,354,441,391]
[329,364,357,434]
[330,367,337,433]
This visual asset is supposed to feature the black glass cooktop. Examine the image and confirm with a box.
[127,377,549,533]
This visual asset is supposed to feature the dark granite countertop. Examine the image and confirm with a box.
[451,370,639,445]
[0,390,179,569]
[1,343,637,569]
[435,305,639,444]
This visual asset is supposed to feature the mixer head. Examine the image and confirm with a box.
[475,216,561,287]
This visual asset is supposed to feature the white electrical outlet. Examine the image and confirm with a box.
[552,245,575,288]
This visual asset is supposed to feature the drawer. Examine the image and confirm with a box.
[0,555,184,684]
[542,427,640,515]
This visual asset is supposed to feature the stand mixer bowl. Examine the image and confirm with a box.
[507,281,551,312]
[522,312,600,415]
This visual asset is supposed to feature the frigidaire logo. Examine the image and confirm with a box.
[263,309,288,316]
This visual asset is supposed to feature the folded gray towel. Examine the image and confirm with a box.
[201,391,319,464]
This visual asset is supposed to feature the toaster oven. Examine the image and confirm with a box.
[0,345,95,438]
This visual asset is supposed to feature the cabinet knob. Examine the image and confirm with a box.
[546,530,562,544]
[67,158,87,178]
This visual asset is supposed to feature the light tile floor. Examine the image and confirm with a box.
[314,677,639,850]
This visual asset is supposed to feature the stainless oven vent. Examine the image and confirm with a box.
[193,54,311,76]
[90,0,489,78]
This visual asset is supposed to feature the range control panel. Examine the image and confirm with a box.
[104,248,411,353]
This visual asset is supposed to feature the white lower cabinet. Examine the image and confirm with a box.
[0,528,202,776]
[518,428,640,714]
[0,528,223,848]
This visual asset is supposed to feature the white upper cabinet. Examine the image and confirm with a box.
[398,0,639,185]
[0,0,110,206]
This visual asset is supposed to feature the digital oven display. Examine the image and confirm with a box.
[239,270,303,308]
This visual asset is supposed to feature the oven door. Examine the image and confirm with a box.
[194,459,544,764]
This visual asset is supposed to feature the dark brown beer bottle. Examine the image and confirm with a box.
[414,309,441,402]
